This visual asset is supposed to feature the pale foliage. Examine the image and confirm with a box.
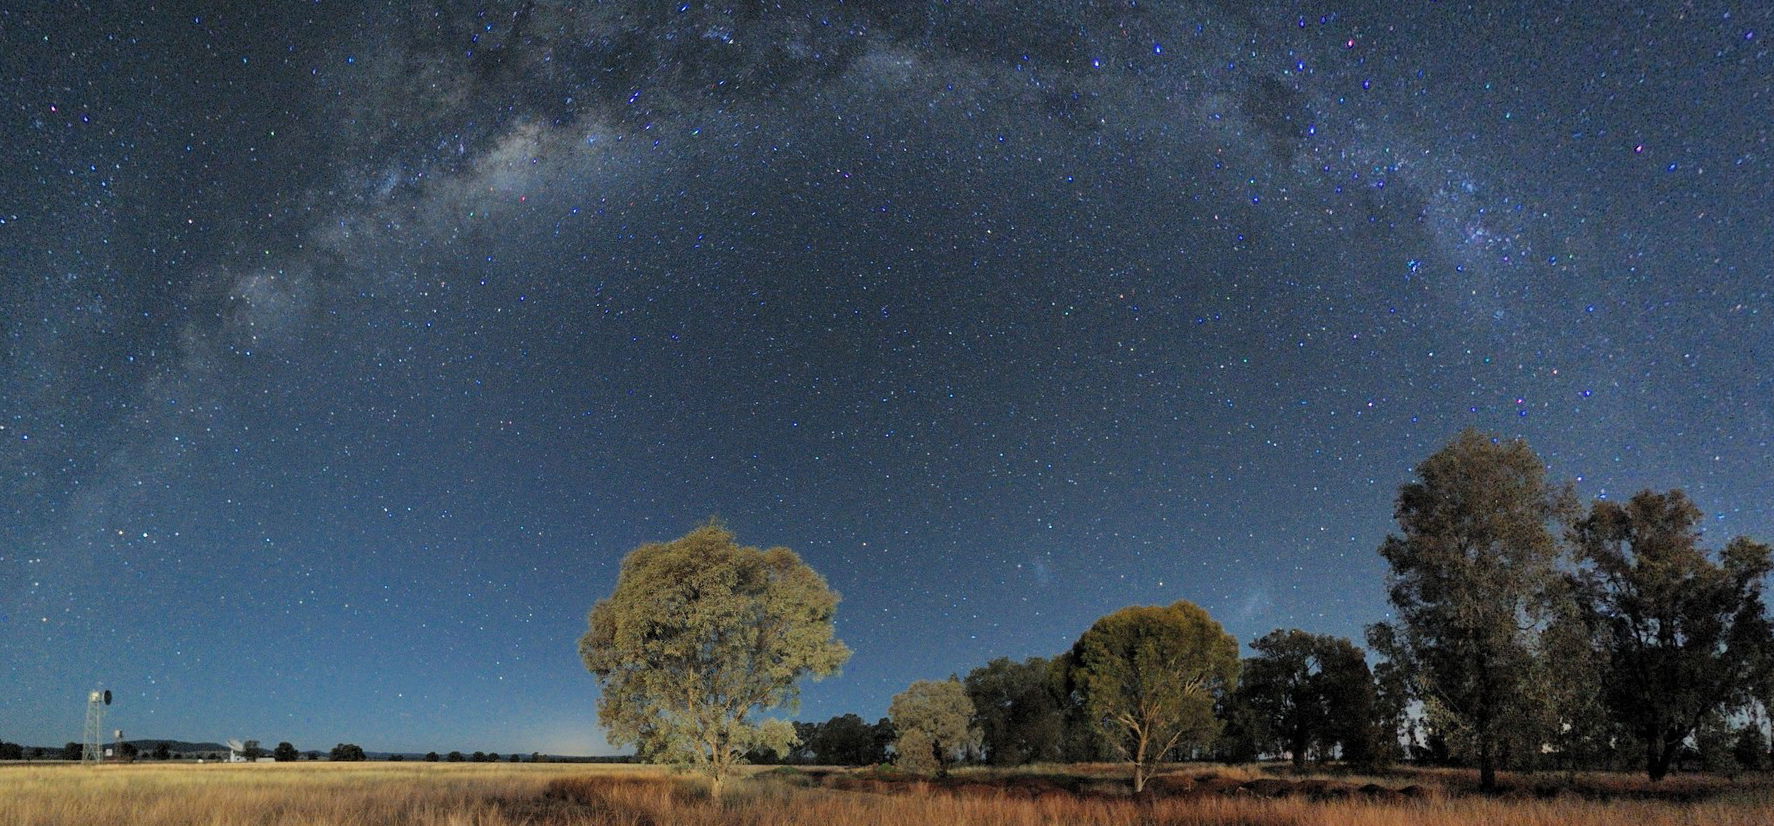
[889,678,980,774]
[579,523,850,794]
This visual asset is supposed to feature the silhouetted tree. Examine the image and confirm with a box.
[425,751,440,762]
[447,750,465,762]
[273,742,299,762]
[965,656,1066,765]
[1065,600,1239,792]
[1234,629,1376,768]
[153,742,173,761]
[1572,489,1774,781]
[62,742,83,761]
[1373,430,1569,791]
[806,713,883,765]
[330,743,366,762]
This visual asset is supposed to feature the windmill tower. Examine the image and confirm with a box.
[83,689,111,763]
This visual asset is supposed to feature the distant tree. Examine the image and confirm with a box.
[870,718,897,765]
[1048,653,1111,762]
[306,751,322,761]
[119,741,139,760]
[890,678,980,776]
[62,742,83,761]
[1065,600,1239,793]
[806,713,884,765]
[425,751,440,762]
[330,743,366,762]
[388,754,404,762]
[529,752,542,763]
[965,656,1066,765]
[273,742,299,762]
[243,739,264,761]
[446,751,465,762]
[579,522,851,797]
[471,751,487,762]
[153,742,173,761]
[1373,430,1569,791]
[1571,489,1774,781]
[0,741,23,760]
[508,752,521,762]
[1234,630,1375,768]
[1732,723,1768,772]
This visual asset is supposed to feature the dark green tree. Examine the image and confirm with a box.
[425,751,440,762]
[152,742,173,761]
[579,522,851,796]
[1731,724,1768,772]
[1373,430,1569,791]
[62,742,83,761]
[1572,489,1774,781]
[1234,629,1376,768]
[964,656,1066,765]
[807,713,885,765]
[1065,600,1239,792]
[330,743,367,762]
[446,751,465,762]
[273,742,299,762]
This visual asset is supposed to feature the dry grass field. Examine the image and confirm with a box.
[4,760,1773,826]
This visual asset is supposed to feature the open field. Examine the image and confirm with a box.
[4,761,1774,826]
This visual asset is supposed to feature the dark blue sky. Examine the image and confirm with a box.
[5,1,1770,755]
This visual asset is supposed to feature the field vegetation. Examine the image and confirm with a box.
[5,760,1774,826]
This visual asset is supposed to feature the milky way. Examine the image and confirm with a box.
[4,2,1770,754]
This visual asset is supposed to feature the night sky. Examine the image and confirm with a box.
[5,2,1771,756]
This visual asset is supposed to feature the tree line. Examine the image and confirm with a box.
[580,430,1774,794]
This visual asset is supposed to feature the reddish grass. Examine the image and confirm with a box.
[2,761,1771,825]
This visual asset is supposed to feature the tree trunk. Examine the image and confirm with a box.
[1478,738,1497,792]
[1647,738,1678,782]
[1132,761,1148,794]
[1291,727,1308,769]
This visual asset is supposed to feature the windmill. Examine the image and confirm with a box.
[82,689,111,764]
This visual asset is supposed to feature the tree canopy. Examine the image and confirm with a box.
[1572,489,1774,780]
[1232,629,1376,768]
[579,522,851,795]
[1373,429,1568,790]
[964,656,1066,766]
[1065,600,1239,792]
[889,677,980,776]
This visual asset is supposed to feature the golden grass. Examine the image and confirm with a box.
[2,761,1771,826]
